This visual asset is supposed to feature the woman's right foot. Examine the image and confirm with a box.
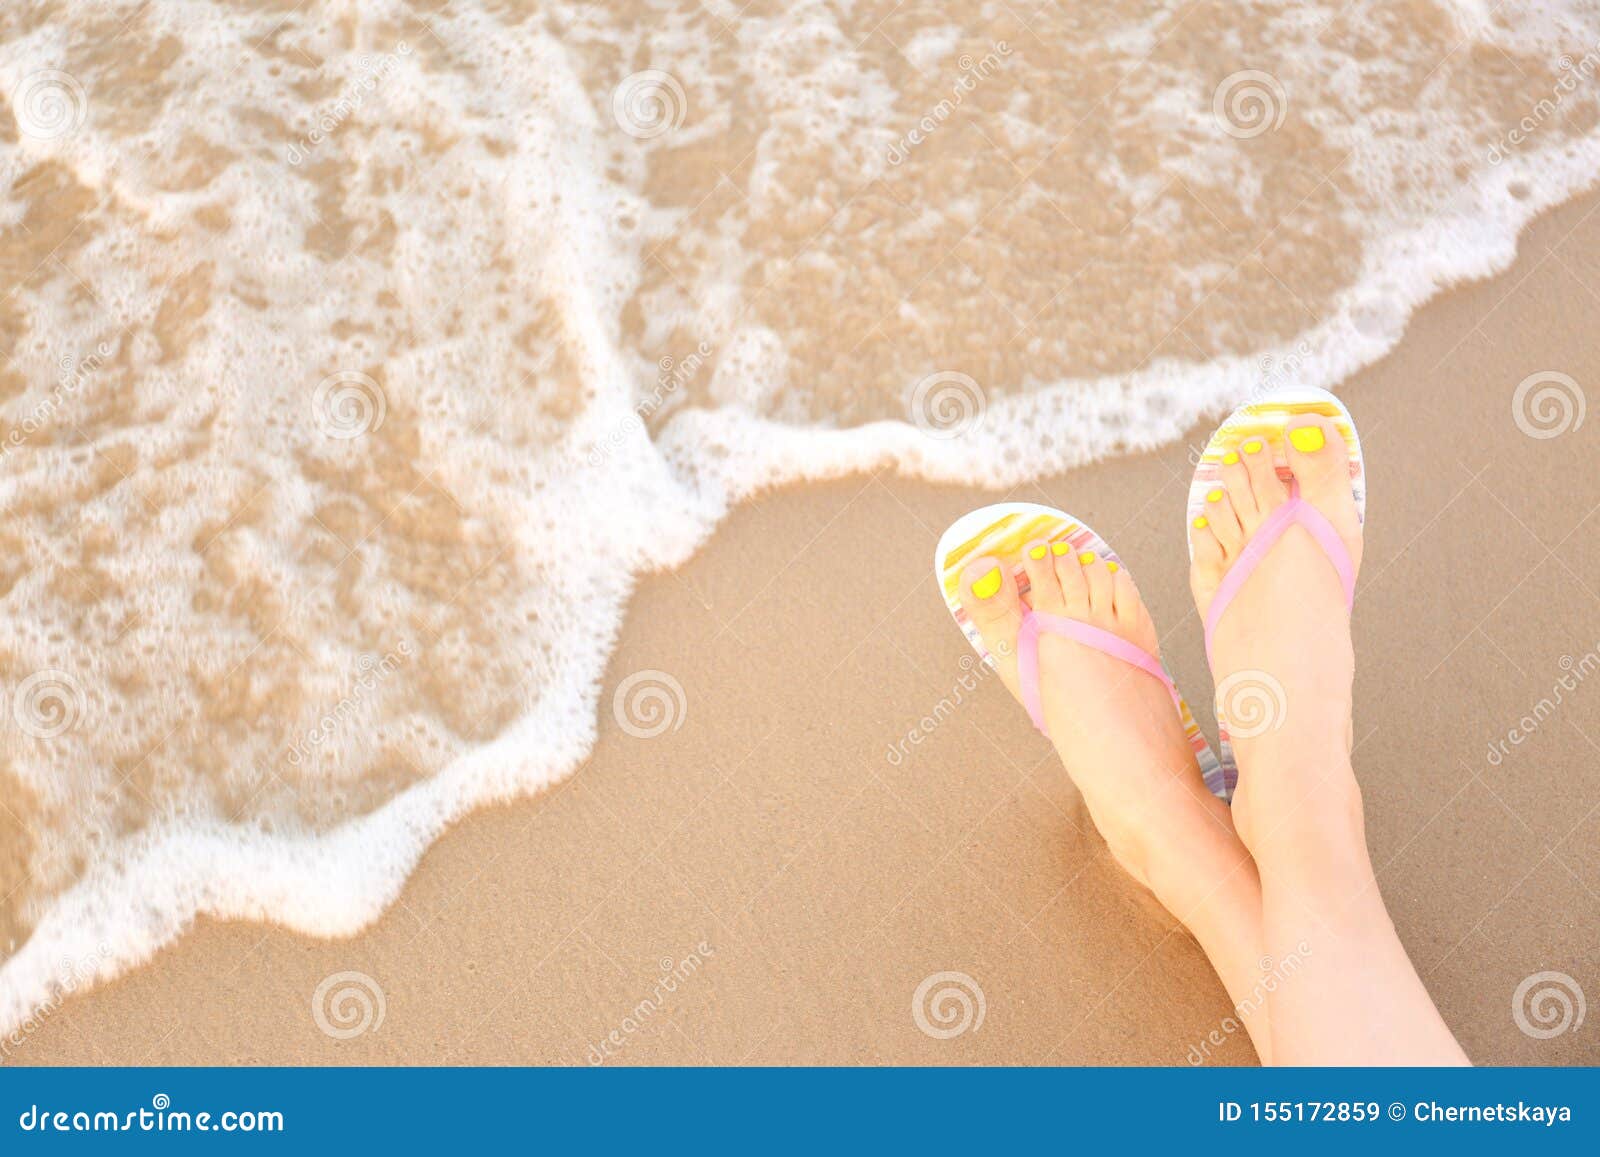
[1185,408,1470,1066]
[1186,412,1365,865]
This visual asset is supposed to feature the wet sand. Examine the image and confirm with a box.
[10,192,1600,1066]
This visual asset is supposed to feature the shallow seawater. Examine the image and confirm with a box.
[1,0,1599,1029]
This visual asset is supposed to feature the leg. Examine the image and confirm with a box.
[1192,414,1468,1064]
[959,545,1273,1061]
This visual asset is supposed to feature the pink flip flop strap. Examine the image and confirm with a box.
[1016,609,1178,737]
[1203,480,1356,667]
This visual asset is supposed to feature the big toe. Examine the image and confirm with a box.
[957,557,1024,694]
[1285,414,1363,567]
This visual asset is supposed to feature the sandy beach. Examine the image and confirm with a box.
[3,189,1596,1067]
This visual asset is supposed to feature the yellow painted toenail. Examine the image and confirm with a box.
[1206,488,1223,503]
[1050,542,1070,556]
[1289,426,1325,453]
[971,567,1002,600]
[1193,516,1209,530]
[1222,451,1240,466]
[1243,439,1263,455]
[1028,545,1047,560]
[1077,551,1096,566]
[1105,561,1119,574]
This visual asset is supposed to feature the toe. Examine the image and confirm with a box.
[1189,512,1228,614]
[1218,446,1262,532]
[958,557,1025,685]
[1284,415,1340,487]
[1239,434,1288,516]
[1285,414,1362,561]
[1052,539,1091,616]
[1022,541,1062,613]
[1078,549,1114,622]
[1200,484,1245,556]
[1108,562,1150,637]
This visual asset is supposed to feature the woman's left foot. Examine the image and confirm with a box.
[956,543,1241,897]
[955,536,1273,1061]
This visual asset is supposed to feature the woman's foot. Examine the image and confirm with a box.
[1184,411,1468,1064]
[958,538,1275,1060]
[1186,413,1365,859]
[957,542,1238,898]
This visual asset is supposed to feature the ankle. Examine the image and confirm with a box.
[1092,808,1191,896]
[1235,691,1352,756]
[1260,827,1373,894]
[1134,801,1249,911]
[1236,758,1366,867]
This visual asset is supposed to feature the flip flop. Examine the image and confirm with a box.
[1187,385,1366,787]
[935,502,1230,802]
